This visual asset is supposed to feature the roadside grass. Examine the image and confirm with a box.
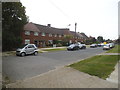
[2,51,16,56]
[2,76,11,88]
[69,55,119,79]
[42,48,67,52]
[106,45,120,53]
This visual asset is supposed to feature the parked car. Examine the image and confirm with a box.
[109,43,115,48]
[103,44,110,50]
[97,44,101,47]
[67,44,79,51]
[16,44,38,57]
[90,44,97,48]
[67,42,86,51]
[78,44,86,49]
[100,43,105,47]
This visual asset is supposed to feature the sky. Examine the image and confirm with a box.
[20,0,119,40]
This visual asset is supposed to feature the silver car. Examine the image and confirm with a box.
[103,44,110,50]
[16,44,38,57]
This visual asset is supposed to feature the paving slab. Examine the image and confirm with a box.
[98,53,120,55]
[6,67,118,88]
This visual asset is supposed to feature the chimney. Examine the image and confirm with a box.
[47,24,51,27]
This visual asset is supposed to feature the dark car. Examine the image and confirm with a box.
[97,44,101,47]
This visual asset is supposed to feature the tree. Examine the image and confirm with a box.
[63,35,73,46]
[2,2,28,51]
[97,36,104,43]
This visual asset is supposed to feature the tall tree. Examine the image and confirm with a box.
[97,36,104,43]
[2,2,28,51]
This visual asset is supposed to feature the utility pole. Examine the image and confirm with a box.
[75,22,77,43]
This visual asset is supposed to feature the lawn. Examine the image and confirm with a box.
[43,48,66,52]
[106,45,120,53]
[69,55,119,79]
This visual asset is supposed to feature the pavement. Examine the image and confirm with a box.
[6,66,118,88]
[6,53,119,88]
[98,53,120,55]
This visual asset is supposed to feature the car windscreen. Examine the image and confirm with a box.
[105,44,110,46]
[18,44,27,49]
[69,44,75,47]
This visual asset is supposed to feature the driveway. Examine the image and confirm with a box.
[3,47,105,82]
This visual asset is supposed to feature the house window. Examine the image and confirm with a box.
[41,32,45,36]
[25,31,30,35]
[34,32,39,36]
[25,39,30,44]
[49,33,52,37]
[64,35,66,37]
[59,35,61,38]
[48,40,53,44]
[54,34,57,37]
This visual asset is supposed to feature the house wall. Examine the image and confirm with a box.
[22,31,66,47]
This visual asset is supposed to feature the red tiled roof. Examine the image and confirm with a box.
[24,22,40,32]
[24,22,72,35]
[70,31,83,38]
[35,23,72,35]
[23,23,88,39]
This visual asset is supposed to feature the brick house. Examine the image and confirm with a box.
[22,22,88,47]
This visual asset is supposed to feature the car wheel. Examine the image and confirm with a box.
[21,52,25,57]
[83,46,86,49]
[34,51,38,56]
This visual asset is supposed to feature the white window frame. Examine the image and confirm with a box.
[25,39,30,44]
[54,34,57,37]
[59,35,61,38]
[48,40,53,44]
[25,31,30,35]
[64,35,66,37]
[49,33,52,37]
[41,32,45,36]
[34,32,39,36]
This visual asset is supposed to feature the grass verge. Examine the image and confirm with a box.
[106,45,120,53]
[69,55,119,79]
[43,48,66,52]
[2,51,16,56]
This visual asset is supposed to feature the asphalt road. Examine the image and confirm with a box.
[3,47,105,82]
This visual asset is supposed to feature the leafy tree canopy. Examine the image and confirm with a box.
[97,36,104,43]
[2,2,28,51]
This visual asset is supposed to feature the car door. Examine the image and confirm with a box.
[25,45,35,54]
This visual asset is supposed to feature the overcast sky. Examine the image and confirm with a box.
[20,0,119,40]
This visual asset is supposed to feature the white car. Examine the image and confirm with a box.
[103,44,110,50]
[77,42,86,49]
[109,43,115,48]
[16,44,38,56]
